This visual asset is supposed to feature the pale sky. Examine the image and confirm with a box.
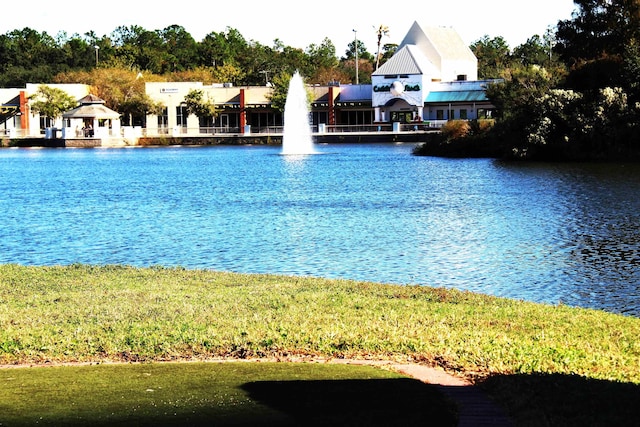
[4,1,577,53]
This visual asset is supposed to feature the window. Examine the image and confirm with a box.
[248,111,281,130]
[459,109,468,120]
[176,105,188,128]
[340,109,372,126]
[39,116,53,130]
[436,110,444,120]
[311,111,328,126]
[157,107,168,131]
[477,108,494,119]
[457,74,467,81]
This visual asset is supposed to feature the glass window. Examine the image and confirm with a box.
[176,105,188,128]
[157,107,168,129]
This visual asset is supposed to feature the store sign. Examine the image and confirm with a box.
[373,82,420,92]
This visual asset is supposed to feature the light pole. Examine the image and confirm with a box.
[260,70,270,85]
[352,29,359,84]
[94,45,99,67]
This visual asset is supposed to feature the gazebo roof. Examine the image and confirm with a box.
[78,94,106,104]
[62,94,120,119]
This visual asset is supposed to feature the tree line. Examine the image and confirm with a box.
[0,24,396,88]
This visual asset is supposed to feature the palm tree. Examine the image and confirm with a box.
[375,25,390,70]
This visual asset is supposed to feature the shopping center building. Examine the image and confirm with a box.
[1,21,498,140]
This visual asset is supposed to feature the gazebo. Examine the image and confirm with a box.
[62,94,121,138]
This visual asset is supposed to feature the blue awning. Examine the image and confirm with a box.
[425,90,488,103]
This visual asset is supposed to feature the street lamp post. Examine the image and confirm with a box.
[352,29,358,84]
[260,70,270,85]
[94,45,99,67]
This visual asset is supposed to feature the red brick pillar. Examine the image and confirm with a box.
[240,88,247,134]
[328,86,336,126]
[19,90,29,131]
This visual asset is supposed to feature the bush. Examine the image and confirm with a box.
[440,120,471,140]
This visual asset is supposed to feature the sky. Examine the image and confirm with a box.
[4,1,577,53]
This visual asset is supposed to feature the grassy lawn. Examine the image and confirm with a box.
[0,361,456,426]
[1,264,639,425]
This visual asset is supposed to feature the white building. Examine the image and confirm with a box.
[372,21,493,125]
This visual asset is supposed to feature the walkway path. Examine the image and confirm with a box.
[330,359,513,427]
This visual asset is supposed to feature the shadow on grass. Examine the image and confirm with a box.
[241,377,458,426]
[479,373,640,427]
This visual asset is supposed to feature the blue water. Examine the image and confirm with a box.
[1,143,638,316]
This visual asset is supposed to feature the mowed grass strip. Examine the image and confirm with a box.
[0,264,638,384]
[0,361,457,426]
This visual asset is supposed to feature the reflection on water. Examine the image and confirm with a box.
[0,144,638,316]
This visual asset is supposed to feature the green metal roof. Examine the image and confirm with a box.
[425,90,488,103]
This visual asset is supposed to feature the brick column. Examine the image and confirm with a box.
[328,86,336,125]
[240,88,247,134]
[19,91,29,131]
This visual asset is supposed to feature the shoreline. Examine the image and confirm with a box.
[1,131,437,148]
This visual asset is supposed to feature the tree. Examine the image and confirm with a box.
[266,71,314,113]
[184,89,217,120]
[556,0,640,63]
[555,0,640,91]
[157,25,199,73]
[378,43,398,68]
[374,25,390,70]
[212,64,245,85]
[198,28,249,69]
[470,35,512,79]
[486,65,556,122]
[266,71,291,113]
[512,35,549,67]
[28,85,77,122]
[56,33,95,70]
[343,38,372,61]
[0,28,61,85]
[342,39,373,84]
[306,38,338,71]
[111,26,165,74]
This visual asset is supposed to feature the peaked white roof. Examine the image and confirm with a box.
[373,44,436,76]
[373,21,476,77]
[400,21,475,61]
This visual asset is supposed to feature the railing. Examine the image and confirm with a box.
[0,128,28,138]
[1,121,448,139]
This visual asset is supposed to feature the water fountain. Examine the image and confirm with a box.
[281,71,315,155]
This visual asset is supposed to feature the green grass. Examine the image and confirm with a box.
[1,264,639,425]
[0,362,456,426]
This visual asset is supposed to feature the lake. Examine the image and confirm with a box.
[0,143,638,317]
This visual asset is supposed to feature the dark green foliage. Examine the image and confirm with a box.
[0,25,373,87]
[471,35,512,79]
